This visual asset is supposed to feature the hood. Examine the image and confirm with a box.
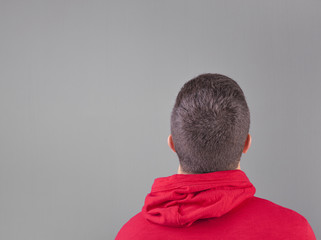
[142,170,256,227]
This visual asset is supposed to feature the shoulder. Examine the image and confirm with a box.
[116,212,180,240]
[240,196,316,238]
[249,196,308,219]
[115,212,150,240]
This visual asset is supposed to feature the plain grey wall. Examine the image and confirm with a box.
[1,1,320,239]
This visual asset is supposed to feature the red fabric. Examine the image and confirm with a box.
[116,170,316,239]
[142,170,255,227]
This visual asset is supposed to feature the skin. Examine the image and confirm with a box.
[167,134,252,174]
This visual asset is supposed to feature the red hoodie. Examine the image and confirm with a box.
[116,170,316,239]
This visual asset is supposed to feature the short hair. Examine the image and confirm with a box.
[170,73,250,173]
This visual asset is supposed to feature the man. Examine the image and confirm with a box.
[116,74,316,239]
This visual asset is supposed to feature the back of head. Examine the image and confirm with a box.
[170,73,250,174]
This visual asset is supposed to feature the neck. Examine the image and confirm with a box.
[177,162,241,174]
[177,165,189,174]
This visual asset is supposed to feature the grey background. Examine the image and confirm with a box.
[1,1,320,239]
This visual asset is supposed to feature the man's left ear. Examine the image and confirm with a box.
[167,134,176,153]
[242,134,251,154]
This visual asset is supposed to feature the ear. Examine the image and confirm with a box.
[167,134,176,153]
[242,134,251,154]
